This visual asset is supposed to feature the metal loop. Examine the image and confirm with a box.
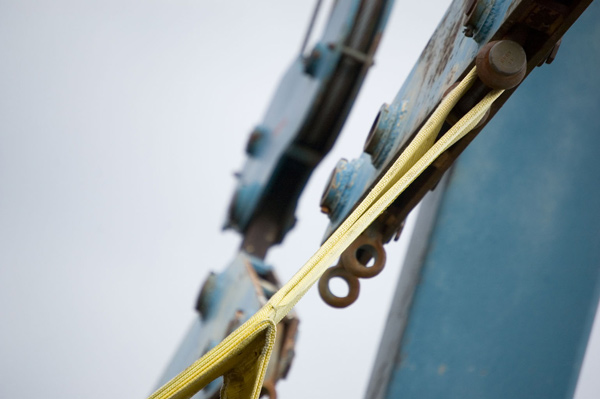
[340,234,386,278]
[318,265,360,308]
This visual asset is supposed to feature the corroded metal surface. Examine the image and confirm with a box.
[320,0,593,308]
[365,1,599,398]
[324,0,593,238]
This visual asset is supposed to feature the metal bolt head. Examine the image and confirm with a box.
[304,47,322,77]
[476,40,527,89]
[320,158,348,217]
[364,104,388,156]
[364,103,393,168]
[245,126,270,157]
[488,40,527,76]
[245,129,262,156]
[195,272,217,319]
[320,160,342,215]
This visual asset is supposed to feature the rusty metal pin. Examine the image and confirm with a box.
[476,40,527,89]
[319,165,339,215]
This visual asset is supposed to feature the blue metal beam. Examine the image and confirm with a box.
[367,2,600,398]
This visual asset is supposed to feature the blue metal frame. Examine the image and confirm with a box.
[322,0,585,237]
[227,0,394,250]
[367,3,600,397]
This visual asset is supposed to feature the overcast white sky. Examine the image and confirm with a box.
[0,1,598,398]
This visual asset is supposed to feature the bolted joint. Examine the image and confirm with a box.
[245,125,270,157]
[303,42,330,78]
[195,272,218,320]
[320,158,362,220]
[476,40,527,89]
[320,159,348,217]
[364,103,396,169]
[226,182,261,232]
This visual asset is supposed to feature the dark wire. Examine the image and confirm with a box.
[300,0,324,57]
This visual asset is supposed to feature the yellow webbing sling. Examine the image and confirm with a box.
[148,67,504,399]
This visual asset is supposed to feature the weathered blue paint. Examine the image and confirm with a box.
[374,3,600,398]
[324,0,520,236]
[321,155,372,221]
[473,0,511,43]
[155,252,276,399]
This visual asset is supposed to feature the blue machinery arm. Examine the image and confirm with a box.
[155,1,395,398]
[365,3,600,398]
[227,0,394,259]
[154,0,599,397]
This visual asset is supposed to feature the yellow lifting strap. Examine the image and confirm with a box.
[148,67,504,399]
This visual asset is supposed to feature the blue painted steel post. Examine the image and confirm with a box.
[367,3,600,398]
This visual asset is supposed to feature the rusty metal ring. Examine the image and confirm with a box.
[318,265,360,308]
[340,235,386,279]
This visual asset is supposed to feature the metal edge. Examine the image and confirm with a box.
[364,173,451,399]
